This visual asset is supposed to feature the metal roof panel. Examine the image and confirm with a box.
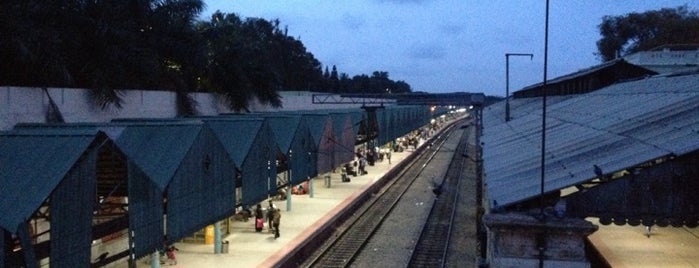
[0,129,102,231]
[114,124,203,190]
[484,73,699,209]
[204,119,264,165]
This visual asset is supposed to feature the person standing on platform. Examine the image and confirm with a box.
[359,156,368,175]
[352,160,359,176]
[272,205,281,239]
[165,245,178,265]
[387,150,392,164]
[254,204,264,232]
[267,201,274,233]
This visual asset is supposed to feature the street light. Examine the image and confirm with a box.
[505,53,533,122]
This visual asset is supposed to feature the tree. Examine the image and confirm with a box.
[146,0,207,115]
[329,65,339,92]
[1,2,410,111]
[197,12,283,112]
[0,1,82,88]
[596,5,699,61]
[274,30,323,92]
[0,0,206,111]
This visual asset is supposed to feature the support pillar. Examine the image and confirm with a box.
[17,222,38,268]
[150,251,160,268]
[309,177,315,198]
[286,184,292,211]
[214,222,222,254]
[484,213,598,268]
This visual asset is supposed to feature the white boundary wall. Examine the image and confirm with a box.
[1,87,370,130]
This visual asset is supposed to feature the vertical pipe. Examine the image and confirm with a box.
[308,152,314,198]
[540,0,550,219]
[214,222,221,254]
[309,176,315,198]
[539,1,550,268]
[476,107,488,267]
[506,56,510,122]
[129,229,138,268]
[286,151,292,211]
[286,183,292,211]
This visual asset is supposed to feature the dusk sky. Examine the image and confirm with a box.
[202,1,697,96]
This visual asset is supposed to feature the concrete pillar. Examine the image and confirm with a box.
[151,251,160,268]
[484,213,598,268]
[309,177,314,198]
[286,170,292,211]
[214,222,222,254]
[286,184,292,211]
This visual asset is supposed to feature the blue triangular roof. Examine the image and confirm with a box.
[13,121,206,191]
[204,119,264,165]
[301,114,332,145]
[259,116,301,153]
[0,129,105,232]
[113,124,202,190]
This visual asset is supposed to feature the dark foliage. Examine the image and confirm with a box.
[0,1,411,112]
[596,5,699,61]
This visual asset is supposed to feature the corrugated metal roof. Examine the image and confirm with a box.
[300,114,333,145]
[114,123,203,190]
[261,115,319,182]
[518,58,653,91]
[204,119,265,165]
[0,129,104,232]
[297,113,335,174]
[482,95,574,127]
[328,112,355,163]
[203,118,277,205]
[252,115,301,153]
[483,73,699,209]
[13,121,208,191]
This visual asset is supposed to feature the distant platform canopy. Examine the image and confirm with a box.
[513,58,657,98]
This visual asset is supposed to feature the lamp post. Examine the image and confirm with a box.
[505,53,533,121]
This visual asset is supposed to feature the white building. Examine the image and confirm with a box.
[623,44,699,73]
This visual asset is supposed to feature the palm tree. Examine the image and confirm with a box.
[143,0,207,115]
[1,0,206,112]
[197,12,282,112]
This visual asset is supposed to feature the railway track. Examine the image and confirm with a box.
[301,120,470,268]
[408,123,469,267]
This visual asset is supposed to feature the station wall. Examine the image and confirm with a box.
[0,87,368,131]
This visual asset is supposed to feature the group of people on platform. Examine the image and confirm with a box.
[253,201,281,239]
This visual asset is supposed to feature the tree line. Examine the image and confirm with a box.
[3,2,696,112]
[0,1,411,113]
[596,5,699,61]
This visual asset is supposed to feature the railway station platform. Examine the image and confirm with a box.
[121,143,420,268]
[588,219,699,268]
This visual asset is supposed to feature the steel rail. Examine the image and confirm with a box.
[303,122,464,268]
[407,125,469,267]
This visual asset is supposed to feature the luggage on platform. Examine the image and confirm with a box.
[255,218,264,232]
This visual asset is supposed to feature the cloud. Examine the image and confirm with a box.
[341,13,364,30]
[407,42,446,60]
[438,24,464,35]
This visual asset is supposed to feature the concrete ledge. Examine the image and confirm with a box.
[485,213,598,267]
